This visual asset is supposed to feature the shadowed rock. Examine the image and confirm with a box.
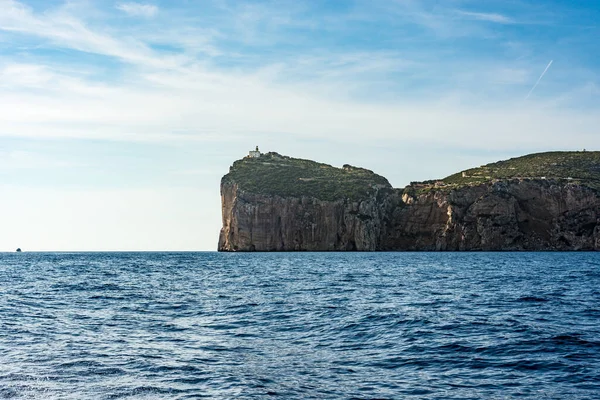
[219,151,600,251]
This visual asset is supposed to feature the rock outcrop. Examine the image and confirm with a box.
[384,179,600,251]
[218,153,399,251]
[219,151,600,251]
[219,181,394,251]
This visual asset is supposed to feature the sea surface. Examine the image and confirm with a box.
[1,252,599,399]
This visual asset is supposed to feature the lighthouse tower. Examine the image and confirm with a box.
[248,146,261,158]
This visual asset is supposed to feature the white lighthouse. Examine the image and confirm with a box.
[248,146,261,158]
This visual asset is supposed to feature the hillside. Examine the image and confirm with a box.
[222,152,391,201]
[220,150,600,252]
[441,151,600,190]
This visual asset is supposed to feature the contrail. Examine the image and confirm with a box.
[525,60,553,100]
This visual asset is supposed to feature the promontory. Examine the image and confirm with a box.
[218,150,600,251]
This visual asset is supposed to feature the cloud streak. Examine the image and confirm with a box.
[456,10,514,24]
[0,0,598,250]
[0,1,595,150]
[0,0,179,68]
[525,60,554,100]
[116,2,158,18]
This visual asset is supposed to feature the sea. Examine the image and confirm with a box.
[0,252,599,399]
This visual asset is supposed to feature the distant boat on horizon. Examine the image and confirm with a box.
[16,248,22,252]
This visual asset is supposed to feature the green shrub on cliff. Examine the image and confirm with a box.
[441,151,600,190]
[222,152,391,201]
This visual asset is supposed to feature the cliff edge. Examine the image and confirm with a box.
[219,151,600,251]
[218,152,397,251]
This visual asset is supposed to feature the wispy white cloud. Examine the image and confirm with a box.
[0,0,178,68]
[375,1,513,38]
[0,63,53,88]
[116,2,158,18]
[0,0,594,149]
[456,10,515,24]
[0,1,596,152]
[0,0,598,250]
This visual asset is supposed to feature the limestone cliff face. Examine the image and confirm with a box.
[218,181,399,251]
[385,179,600,251]
[219,151,600,251]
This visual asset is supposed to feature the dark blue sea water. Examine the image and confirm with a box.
[1,252,599,399]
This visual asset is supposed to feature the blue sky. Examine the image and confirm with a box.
[1,0,599,250]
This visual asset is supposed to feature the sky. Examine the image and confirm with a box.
[0,0,599,251]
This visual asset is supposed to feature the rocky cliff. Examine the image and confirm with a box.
[219,151,600,251]
[218,152,398,251]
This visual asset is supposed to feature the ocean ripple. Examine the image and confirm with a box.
[1,252,599,399]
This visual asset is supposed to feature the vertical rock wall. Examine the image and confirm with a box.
[218,182,399,251]
[384,180,600,251]
[220,178,600,251]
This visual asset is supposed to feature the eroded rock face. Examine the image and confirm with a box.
[219,178,600,251]
[384,179,600,251]
[218,181,400,251]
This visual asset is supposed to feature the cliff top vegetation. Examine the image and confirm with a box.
[222,152,391,201]
[441,151,600,190]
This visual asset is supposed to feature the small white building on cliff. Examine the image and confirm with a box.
[248,146,261,158]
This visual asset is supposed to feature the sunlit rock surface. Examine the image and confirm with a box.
[219,151,600,251]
